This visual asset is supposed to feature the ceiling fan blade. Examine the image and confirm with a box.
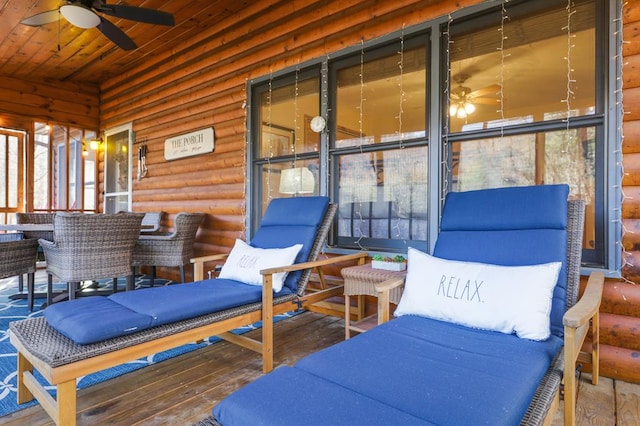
[468,84,501,99]
[21,9,60,26]
[95,4,175,26]
[472,98,500,105]
[98,17,137,50]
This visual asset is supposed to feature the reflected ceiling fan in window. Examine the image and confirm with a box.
[21,1,175,51]
[449,73,501,119]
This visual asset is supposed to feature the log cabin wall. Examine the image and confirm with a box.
[97,0,640,382]
[0,76,99,215]
[98,0,485,265]
[605,2,640,384]
[0,75,99,130]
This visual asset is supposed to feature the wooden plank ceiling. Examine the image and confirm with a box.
[0,0,248,86]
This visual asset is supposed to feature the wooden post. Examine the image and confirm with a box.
[262,273,274,373]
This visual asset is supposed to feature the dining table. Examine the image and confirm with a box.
[0,223,54,232]
[0,223,155,232]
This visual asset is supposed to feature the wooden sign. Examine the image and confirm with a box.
[164,127,214,160]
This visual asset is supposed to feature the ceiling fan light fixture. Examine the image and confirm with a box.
[449,101,475,119]
[60,4,100,29]
[463,102,475,115]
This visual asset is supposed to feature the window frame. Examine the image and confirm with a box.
[328,34,430,252]
[246,0,621,274]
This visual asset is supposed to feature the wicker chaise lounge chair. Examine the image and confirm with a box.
[206,185,604,426]
[9,196,366,426]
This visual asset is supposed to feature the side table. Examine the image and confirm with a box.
[342,263,406,339]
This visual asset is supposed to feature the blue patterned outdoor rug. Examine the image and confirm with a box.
[0,275,298,417]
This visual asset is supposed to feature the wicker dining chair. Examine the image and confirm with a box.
[15,212,56,296]
[140,211,164,234]
[132,212,204,286]
[16,212,56,243]
[0,238,39,311]
[39,212,145,305]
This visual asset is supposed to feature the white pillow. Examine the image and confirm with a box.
[394,247,561,340]
[218,239,303,292]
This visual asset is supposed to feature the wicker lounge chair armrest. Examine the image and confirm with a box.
[563,271,604,329]
[260,252,367,276]
[191,253,230,281]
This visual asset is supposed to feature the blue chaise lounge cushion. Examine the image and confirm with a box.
[433,184,569,337]
[43,196,330,345]
[213,315,563,426]
[44,296,154,344]
[250,196,329,293]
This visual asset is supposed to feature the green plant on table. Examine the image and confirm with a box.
[371,254,406,263]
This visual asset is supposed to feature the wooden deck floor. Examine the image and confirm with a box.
[2,310,639,425]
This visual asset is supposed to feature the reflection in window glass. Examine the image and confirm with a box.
[255,69,321,216]
[336,46,426,144]
[337,146,427,248]
[454,127,595,247]
[259,76,319,159]
[334,40,428,251]
[446,0,603,265]
[259,159,319,213]
[448,0,596,132]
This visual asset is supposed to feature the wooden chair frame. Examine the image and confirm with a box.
[10,203,367,425]
[374,200,604,426]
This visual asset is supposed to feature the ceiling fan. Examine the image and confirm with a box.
[21,1,175,51]
[449,73,501,119]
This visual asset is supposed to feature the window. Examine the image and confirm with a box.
[47,123,97,212]
[251,67,321,226]
[249,0,615,270]
[444,0,604,266]
[33,123,50,211]
[331,37,428,251]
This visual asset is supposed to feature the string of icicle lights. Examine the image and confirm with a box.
[614,1,633,284]
[353,38,367,250]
